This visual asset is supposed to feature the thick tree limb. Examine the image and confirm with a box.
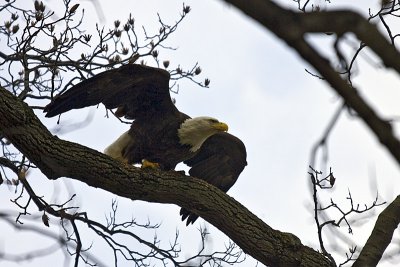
[220,0,400,265]
[0,86,332,266]
[353,196,400,267]
[222,0,400,167]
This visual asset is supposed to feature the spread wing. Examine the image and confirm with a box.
[44,64,178,119]
[180,132,247,225]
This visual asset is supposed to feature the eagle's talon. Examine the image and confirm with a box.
[141,159,160,169]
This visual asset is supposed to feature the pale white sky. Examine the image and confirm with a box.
[1,1,400,266]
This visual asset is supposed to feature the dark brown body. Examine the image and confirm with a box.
[124,113,191,170]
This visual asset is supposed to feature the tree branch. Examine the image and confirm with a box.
[0,86,332,266]
[353,195,400,267]
[222,0,400,168]
[220,1,400,265]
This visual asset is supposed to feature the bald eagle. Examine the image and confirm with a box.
[44,64,247,225]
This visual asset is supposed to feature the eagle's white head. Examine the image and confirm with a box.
[178,116,229,152]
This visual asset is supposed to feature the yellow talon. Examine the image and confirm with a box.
[141,159,160,169]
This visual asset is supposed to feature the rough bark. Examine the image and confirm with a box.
[0,86,333,266]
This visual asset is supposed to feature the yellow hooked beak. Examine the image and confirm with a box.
[212,122,229,132]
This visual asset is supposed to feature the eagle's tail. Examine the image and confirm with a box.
[179,208,199,226]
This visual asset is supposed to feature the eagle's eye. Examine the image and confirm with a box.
[208,118,219,123]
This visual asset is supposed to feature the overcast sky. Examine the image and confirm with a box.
[2,1,400,266]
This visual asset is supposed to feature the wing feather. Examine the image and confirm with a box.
[44,64,177,119]
[181,132,247,225]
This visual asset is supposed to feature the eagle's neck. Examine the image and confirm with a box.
[178,117,216,152]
